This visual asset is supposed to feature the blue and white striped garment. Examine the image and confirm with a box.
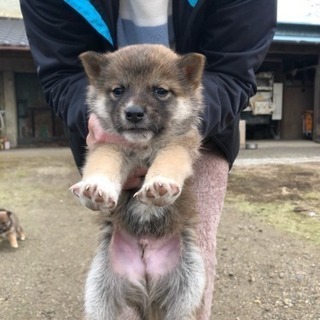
[117,0,174,48]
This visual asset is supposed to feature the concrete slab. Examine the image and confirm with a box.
[236,140,320,166]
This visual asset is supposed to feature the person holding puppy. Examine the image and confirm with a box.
[20,0,277,318]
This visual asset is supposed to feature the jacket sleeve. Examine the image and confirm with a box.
[20,0,110,139]
[199,0,277,142]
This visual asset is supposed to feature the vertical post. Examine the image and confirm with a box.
[313,58,320,142]
[3,71,18,147]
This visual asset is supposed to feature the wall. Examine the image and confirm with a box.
[282,85,314,139]
[314,62,320,142]
[2,71,17,145]
[0,51,36,146]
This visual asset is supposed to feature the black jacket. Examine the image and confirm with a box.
[20,0,277,168]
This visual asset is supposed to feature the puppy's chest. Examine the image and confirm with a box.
[124,145,157,167]
[0,229,10,239]
[0,222,12,238]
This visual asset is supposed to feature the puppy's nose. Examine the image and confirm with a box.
[125,105,144,123]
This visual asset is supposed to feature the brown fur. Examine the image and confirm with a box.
[0,209,25,248]
[71,44,206,320]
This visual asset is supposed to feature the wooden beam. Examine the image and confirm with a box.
[269,42,320,55]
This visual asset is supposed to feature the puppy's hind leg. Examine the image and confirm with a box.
[85,233,122,320]
[159,237,205,320]
[85,254,143,320]
[16,226,26,241]
[85,227,145,320]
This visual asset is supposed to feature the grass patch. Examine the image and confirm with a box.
[225,192,320,245]
[226,164,320,244]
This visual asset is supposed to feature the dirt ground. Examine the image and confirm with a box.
[0,146,319,320]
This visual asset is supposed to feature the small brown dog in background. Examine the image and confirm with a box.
[0,208,25,248]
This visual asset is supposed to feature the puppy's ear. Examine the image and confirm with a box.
[0,209,11,217]
[178,53,205,89]
[79,51,108,84]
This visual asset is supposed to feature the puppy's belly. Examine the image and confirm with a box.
[110,227,181,282]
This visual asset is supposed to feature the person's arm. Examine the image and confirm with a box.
[199,0,277,141]
[20,0,111,139]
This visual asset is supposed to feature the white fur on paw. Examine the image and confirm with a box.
[134,176,181,207]
[70,176,121,212]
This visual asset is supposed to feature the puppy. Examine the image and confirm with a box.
[71,44,206,320]
[0,208,25,248]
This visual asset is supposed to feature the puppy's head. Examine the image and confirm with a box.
[0,209,12,233]
[80,44,205,144]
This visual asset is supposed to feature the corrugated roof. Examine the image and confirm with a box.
[1,18,320,49]
[0,17,28,48]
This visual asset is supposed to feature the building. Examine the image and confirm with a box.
[0,1,320,148]
[0,16,66,148]
[242,0,320,142]
[243,23,320,142]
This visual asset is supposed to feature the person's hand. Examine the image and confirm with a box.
[86,114,128,149]
[123,167,147,191]
[86,114,147,190]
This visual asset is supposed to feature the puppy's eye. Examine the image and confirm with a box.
[153,87,169,98]
[112,87,125,97]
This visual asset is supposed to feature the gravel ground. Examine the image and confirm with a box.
[0,143,319,320]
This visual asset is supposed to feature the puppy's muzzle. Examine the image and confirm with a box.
[125,105,144,124]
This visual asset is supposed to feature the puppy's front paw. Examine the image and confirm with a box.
[134,177,181,207]
[70,176,121,212]
[9,238,19,248]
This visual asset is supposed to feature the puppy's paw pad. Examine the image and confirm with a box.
[86,185,116,209]
[70,178,119,212]
[145,182,179,198]
[135,177,181,206]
